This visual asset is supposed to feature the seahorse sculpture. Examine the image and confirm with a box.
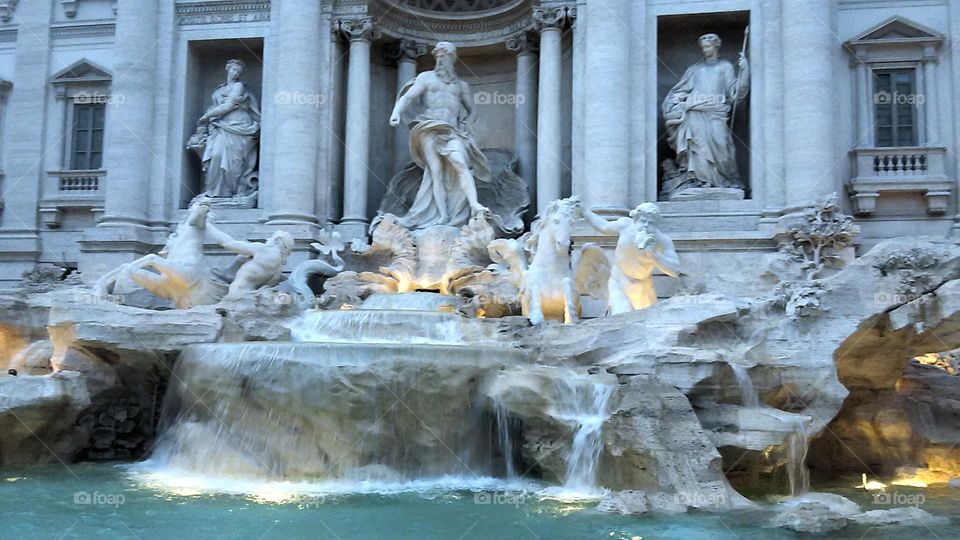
[288,230,346,310]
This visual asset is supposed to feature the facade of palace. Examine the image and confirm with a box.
[0,0,957,290]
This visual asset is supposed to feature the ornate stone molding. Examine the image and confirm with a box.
[400,0,513,11]
[0,0,18,23]
[176,0,270,26]
[336,17,381,42]
[369,0,534,48]
[62,0,78,18]
[505,32,538,55]
[532,6,572,32]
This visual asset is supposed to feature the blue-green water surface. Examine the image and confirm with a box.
[1,464,957,539]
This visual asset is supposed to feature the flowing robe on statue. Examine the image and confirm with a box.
[203,83,261,197]
[394,79,493,230]
[662,60,745,189]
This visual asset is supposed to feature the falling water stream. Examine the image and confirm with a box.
[730,363,759,408]
[552,379,615,493]
[786,420,811,496]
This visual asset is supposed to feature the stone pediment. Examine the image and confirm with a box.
[847,16,944,48]
[50,58,112,85]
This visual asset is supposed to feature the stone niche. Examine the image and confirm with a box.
[657,11,751,200]
[180,38,264,209]
[365,42,534,216]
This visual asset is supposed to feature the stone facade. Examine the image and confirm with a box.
[0,0,957,286]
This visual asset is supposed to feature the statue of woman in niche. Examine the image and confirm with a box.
[661,33,749,200]
[187,59,261,207]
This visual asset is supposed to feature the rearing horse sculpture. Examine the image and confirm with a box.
[489,196,609,325]
[93,200,226,308]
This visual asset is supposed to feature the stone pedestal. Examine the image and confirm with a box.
[667,188,746,202]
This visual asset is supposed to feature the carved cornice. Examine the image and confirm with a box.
[532,6,572,32]
[0,28,15,43]
[336,17,381,43]
[176,0,270,26]
[386,39,428,64]
[51,21,115,40]
[0,0,18,23]
[506,32,538,55]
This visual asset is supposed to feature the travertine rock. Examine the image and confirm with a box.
[0,372,90,466]
[770,502,849,534]
[850,507,949,527]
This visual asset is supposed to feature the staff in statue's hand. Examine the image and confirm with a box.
[730,25,750,128]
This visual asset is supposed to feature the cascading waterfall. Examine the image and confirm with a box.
[135,306,529,494]
[786,420,811,496]
[730,363,759,408]
[288,309,503,346]
[553,379,614,492]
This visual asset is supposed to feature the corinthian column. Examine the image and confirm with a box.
[506,33,539,211]
[339,18,380,238]
[390,40,427,172]
[582,0,630,214]
[266,0,323,224]
[782,0,836,205]
[533,7,569,215]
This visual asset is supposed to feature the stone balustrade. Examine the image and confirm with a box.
[848,146,951,216]
[39,169,106,228]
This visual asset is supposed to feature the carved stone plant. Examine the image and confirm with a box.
[875,246,950,302]
[773,193,856,318]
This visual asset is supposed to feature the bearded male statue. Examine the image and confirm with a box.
[388,42,493,230]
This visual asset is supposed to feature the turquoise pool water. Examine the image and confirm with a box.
[1,464,957,539]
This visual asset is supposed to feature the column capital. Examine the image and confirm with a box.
[533,6,572,33]
[506,32,539,55]
[336,17,381,43]
[386,39,428,64]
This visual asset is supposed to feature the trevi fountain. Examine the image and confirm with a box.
[1,0,960,538]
